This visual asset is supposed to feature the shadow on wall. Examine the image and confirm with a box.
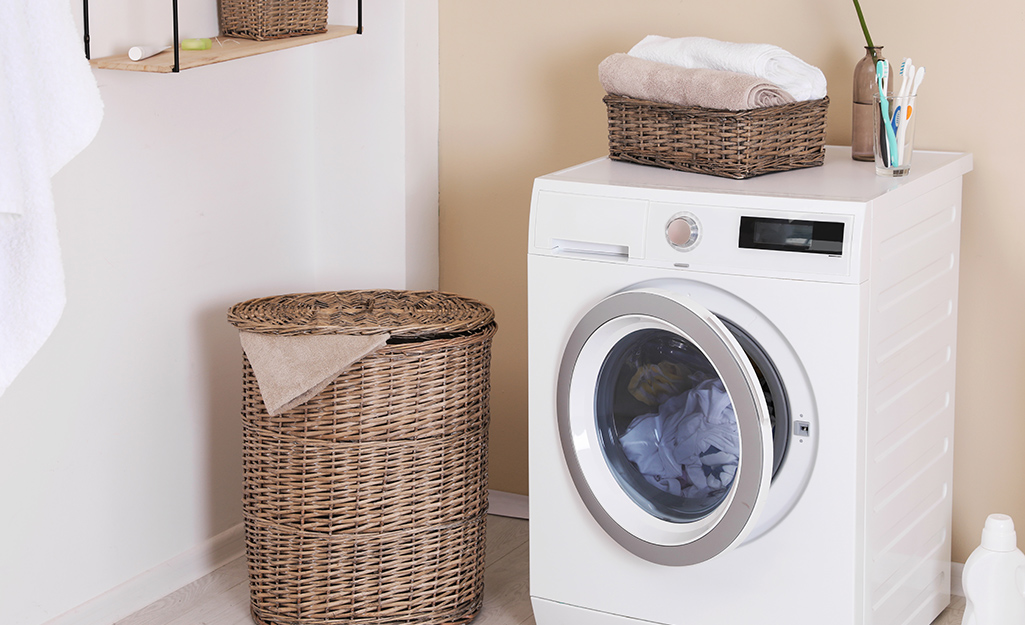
[818,44,858,146]
[197,301,246,541]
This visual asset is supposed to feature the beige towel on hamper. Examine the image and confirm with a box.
[239,331,389,415]
[599,53,795,111]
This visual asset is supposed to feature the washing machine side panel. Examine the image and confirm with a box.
[863,179,963,625]
[527,253,868,625]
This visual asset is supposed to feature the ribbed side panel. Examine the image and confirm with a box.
[866,182,962,625]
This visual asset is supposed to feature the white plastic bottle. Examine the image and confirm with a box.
[962,514,1025,625]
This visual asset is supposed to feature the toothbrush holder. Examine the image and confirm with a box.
[873,93,917,177]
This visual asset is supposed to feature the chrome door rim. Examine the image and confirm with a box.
[558,289,773,565]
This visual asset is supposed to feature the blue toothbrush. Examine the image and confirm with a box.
[876,60,899,166]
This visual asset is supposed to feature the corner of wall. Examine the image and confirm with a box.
[403,0,440,290]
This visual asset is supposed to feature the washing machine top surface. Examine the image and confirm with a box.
[540,146,971,204]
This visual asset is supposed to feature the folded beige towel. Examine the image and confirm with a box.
[239,331,389,415]
[599,53,795,111]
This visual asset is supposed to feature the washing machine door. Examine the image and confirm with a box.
[558,288,773,566]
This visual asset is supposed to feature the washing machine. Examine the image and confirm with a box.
[527,148,972,625]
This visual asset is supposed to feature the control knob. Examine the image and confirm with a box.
[666,214,700,251]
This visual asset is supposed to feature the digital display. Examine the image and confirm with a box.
[738,217,844,256]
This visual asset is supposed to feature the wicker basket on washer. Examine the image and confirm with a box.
[219,0,327,40]
[605,94,829,179]
[227,290,496,625]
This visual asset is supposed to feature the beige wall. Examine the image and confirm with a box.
[439,0,1025,563]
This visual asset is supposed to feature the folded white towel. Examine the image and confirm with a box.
[0,1,103,395]
[629,35,827,102]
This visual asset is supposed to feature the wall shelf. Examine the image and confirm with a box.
[91,25,359,73]
[83,0,361,73]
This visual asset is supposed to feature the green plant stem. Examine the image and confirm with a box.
[853,0,876,49]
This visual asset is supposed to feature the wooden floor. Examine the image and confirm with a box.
[115,515,534,625]
[116,515,963,625]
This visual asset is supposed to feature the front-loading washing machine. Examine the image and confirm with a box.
[527,148,972,625]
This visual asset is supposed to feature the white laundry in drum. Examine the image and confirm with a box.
[620,378,740,499]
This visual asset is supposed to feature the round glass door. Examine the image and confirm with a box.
[595,328,741,523]
[558,289,774,565]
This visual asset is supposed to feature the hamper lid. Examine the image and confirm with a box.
[227,289,495,340]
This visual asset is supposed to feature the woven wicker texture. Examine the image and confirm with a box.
[219,0,327,41]
[227,290,495,340]
[234,291,496,625]
[605,94,829,179]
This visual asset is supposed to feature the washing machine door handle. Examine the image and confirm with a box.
[557,288,774,566]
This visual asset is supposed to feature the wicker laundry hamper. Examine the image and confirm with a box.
[227,290,497,625]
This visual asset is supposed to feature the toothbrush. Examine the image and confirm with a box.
[876,60,898,167]
[893,61,915,162]
[874,61,889,166]
[898,59,914,98]
[891,59,913,133]
[889,59,914,131]
[910,65,926,96]
[904,66,926,121]
[897,65,926,164]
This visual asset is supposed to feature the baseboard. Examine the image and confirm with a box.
[488,489,529,519]
[44,523,245,625]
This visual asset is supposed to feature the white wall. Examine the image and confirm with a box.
[0,2,438,624]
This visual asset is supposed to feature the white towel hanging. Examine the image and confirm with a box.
[0,0,104,395]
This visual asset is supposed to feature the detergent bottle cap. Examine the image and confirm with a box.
[981,513,1018,552]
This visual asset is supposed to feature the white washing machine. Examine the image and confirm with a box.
[527,147,972,625]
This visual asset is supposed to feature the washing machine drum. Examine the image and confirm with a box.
[558,287,791,566]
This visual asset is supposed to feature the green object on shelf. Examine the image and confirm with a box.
[181,38,212,51]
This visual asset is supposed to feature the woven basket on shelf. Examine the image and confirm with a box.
[228,290,496,625]
[605,94,829,179]
[219,0,327,41]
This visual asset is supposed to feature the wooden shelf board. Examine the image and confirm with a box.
[91,25,359,73]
